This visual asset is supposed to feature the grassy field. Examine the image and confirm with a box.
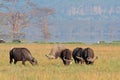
[0,43,120,80]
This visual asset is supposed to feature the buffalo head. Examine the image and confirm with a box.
[60,49,72,65]
[30,57,38,65]
[87,56,98,64]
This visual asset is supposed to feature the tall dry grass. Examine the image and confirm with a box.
[0,43,120,80]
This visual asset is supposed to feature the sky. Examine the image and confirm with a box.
[34,0,120,43]
[0,0,120,43]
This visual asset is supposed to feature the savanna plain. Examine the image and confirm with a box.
[0,43,120,80]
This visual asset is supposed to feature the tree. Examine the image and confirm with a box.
[0,0,55,41]
[31,7,55,41]
[39,8,55,41]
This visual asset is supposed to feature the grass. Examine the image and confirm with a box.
[0,43,120,80]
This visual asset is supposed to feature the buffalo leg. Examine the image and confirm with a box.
[22,57,26,65]
[14,60,17,64]
[22,59,26,65]
[84,60,88,65]
[80,60,84,64]
[10,58,13,64]
[75,59,79,64]
[75,60,78,64]
[86,61,90,65]
[73,58,77,64]
[63,60,66,65]
[75,60,77,63]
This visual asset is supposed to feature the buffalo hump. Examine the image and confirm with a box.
[46,44,66,59]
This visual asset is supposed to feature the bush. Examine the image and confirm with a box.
[12,39,21,43]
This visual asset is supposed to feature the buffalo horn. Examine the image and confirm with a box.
[45,55,55,59]
[87,56,98,62]
[63,57,72,62]
[76,56,84,61]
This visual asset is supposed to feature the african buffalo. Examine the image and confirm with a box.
[45,44,66,59]
[60,49,72,65]
[72,47,84,64]
[82,47,98,65]
[9,48,37,65]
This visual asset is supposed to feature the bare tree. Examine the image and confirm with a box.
[0,0,55,41]
[31,7,55,41]
[40,8,55,41]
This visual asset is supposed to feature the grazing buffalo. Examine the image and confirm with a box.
[60,49,72,65]
[72,47,84,64]
[9,48,37,65]
[82,47,98,65]
[45,44,66,59]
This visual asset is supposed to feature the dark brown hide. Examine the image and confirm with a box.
[72,47,84,64]
[60,49,72,65]
[9,48,37,65]
[82,48,97,65]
